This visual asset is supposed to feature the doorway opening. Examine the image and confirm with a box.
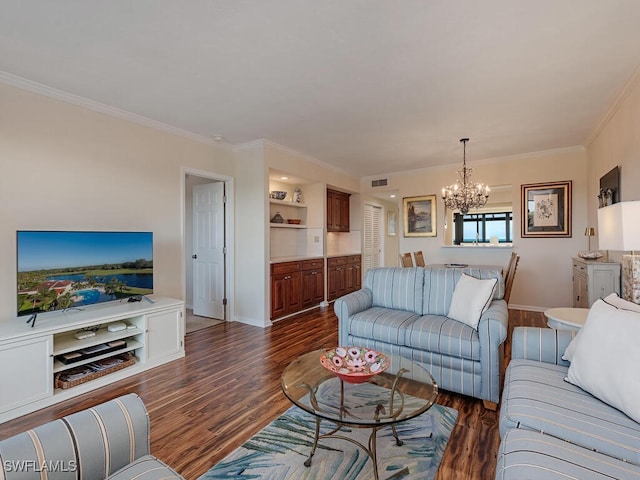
[183,169,234,333]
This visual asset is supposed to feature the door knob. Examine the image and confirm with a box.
[192,254,198,259]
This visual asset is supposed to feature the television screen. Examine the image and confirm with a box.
[17,231,153,317]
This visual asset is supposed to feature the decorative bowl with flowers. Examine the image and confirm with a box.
[320,346,390,384]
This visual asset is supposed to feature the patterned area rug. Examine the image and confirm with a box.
[199,402,457,480]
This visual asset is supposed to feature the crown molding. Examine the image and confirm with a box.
[0,71,217,146]
[364,145,586,181]
[234,138,357,180]
[586,63,640,147]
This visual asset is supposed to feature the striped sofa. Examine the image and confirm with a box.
[334,266,509,409]
[0,393,183,479]
[496,327,640,479]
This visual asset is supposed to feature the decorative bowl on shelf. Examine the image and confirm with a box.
[270,191,287,200]
[287,219,302,224]
[578,251,603,260]
[320,347,390,384]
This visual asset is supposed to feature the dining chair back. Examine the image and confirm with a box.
[504,252,520,304]
[413,251,426,267]
[401,252,414,267]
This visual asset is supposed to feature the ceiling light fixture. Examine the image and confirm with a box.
[441,138,490,215]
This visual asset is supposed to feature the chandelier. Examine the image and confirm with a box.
[441,138,490,215]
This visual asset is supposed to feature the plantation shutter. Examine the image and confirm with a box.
[363,204,382,274]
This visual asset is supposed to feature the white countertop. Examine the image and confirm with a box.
[271,253,362,263]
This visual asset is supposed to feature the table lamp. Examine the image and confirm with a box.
[597,201,640,303]
[584,227,595,251]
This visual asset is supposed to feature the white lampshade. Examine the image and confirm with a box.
[597,201,640,251]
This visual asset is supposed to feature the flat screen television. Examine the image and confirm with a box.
[17,231,153,317]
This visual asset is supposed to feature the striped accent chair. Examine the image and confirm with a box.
[334,266,508,409]
[496,327,640,479]
[0,393,183,479]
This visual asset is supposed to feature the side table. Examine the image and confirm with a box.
[544,307,589,331]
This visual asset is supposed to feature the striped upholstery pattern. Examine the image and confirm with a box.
[405,314,481,361]
[511,326,575,366]
[108,455,183,479]
[496,429,640,480]
[335,267,509,404]
[347,307,420,344]
[500,359,640,466]
[364,267,425,314]
[0,394,183,480]
[423,266,504,316]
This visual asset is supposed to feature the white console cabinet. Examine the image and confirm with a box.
[572,257,621,308]
[0,296,184,423]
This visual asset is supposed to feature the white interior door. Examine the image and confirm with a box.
[192,182,225,319]
[363,204,382,274]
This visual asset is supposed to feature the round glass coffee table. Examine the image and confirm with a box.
[281,349,438,480]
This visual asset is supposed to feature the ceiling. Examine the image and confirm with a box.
[2,1,640,177]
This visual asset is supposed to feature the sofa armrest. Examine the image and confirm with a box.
[477,299,509,404]
[0,394,150,480]
[334,289,373,345]
[511,326,575,366]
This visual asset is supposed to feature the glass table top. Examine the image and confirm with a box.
[281,349,438,427]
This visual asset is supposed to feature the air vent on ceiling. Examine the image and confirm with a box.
[371,178,388,187]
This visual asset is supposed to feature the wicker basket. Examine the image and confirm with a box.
[54,352,136,390]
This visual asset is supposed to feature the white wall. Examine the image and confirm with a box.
[588,72,640,257]
[0,83,235,323]
[362,147,588,310]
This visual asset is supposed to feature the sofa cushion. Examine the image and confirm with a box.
[405,314,480,361]
[500,359,640,466]
[364,267,425,315]
[107,455,183,479]
[496,429,640,480]
[346,307,420,345]
[447,273,497,329]
[422,267,504,316]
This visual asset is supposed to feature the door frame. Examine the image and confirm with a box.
[181,167,235,323]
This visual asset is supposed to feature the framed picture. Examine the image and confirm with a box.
[403,195,437,237]
[521,180,572,237]
[387,211,397,236]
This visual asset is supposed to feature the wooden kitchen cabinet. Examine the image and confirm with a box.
[327,189,351,232]
[346,255,362,292]
[270,261,302,319]
[301,258,325,309]
[327,255,361,301]
[271,258,325,319]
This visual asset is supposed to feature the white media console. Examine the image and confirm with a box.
[0,296,184,423]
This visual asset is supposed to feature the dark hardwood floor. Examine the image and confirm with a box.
[0,307,545,479]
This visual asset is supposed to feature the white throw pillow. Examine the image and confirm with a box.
[564,294,640,362]
[602,292,640,313]
[566,299,640,423]
[447,273,497,329]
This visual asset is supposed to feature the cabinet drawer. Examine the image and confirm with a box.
[573,261,585,271]
[301,258,324,271]
[327,256,347,267]
[271,261,301,275]
[347,255,362,264]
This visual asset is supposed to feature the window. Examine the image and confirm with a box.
[453,211,513,244]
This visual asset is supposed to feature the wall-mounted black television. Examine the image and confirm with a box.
[17,231,153,317]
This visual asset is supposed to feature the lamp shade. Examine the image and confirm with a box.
[597,201,640,251]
